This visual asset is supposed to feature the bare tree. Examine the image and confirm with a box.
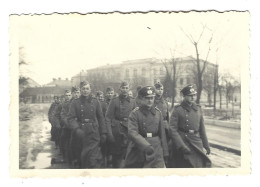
[162,57,182,107]
[180,24,214,104]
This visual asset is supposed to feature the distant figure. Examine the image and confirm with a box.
[105,81,136,168]
[96,90,105,102]
[169,85,211,168]
[48,96,62,148]
[100,86,115,168]
[125,86,169,168]
[135,85,142,106]
[60,89,72,162]
[128,90,133,98]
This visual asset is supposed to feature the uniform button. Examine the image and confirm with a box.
[81,110,83,112]
[185,134,187,137]
[186,120,188,122]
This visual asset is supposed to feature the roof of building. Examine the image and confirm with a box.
[20,86,68,97]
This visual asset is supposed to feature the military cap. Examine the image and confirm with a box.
[181,84,197,96]
[71,86,80,93]
[120,81,129,88]
[138,86,156,98]
[96,90,104,97]
[106,86,114,92]
[80,81,90,88]
[154,82,163,89]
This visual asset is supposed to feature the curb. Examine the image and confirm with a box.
[209,142,241,156]
[205,119,240,129]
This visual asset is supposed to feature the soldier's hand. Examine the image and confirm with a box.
[206,147,211,155]
[145,145,154,155]
[107,134,115,143]
[100,134,107,145]
[145,146,155,161]
[180,146,191,154]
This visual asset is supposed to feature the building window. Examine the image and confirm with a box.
[133,69,137,76]
[154,69,157,75]
[142,67,146,76]
[125,69,129,78]
[160,67,164,75]
[186,77,190,84]
[180,78,183,85]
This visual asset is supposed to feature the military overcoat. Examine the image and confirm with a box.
[169,101,211,168]
[105,94,136,155]
[67,95,106,168]
[125,106,169,168]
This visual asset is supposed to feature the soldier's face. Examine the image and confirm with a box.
[184,94,196,103]
[120,85,129,96]
[98,94,104,102]
[72,90,80,99]
[128,91,133,97]
[155,87,164,97]
[106,91,114,100]
[64,92,71,101]
[142,96,154,108]
[81,84,91,97]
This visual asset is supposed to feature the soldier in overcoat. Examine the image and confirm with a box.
[60,89,72,161]
[100,86,115,168]
[48,96,62,148]
[105,81,136,168]
[153,82,171,166]
[67,81,107,168]
[125,86,169,168]
[169,85,211,168]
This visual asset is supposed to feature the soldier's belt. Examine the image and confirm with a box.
[80,119,95,126]
[178,128,198,135]
[141,132,158,138]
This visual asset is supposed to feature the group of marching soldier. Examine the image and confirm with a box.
[48,80,211,169]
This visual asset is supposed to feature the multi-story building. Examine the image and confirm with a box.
[86,56,219,104]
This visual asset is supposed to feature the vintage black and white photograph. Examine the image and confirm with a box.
[9,11,250,176]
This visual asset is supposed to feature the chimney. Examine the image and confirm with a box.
[58,77,61,80]
[53,78,56,81]
[66,78,68,81]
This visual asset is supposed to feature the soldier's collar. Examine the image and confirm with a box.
[119,94,130,102]
[140,105,156,115]
[181,101,198,111]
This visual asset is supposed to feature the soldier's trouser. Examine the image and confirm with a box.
[60,128,71,160]
[69,128,84,166]
[112,152,126,168]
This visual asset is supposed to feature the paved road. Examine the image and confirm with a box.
[205,124,241,151]
[20,106,241,169]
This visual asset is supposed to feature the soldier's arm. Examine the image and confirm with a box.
[96,100,107,134]
[128,111,150,151]
[67,100,80,129]
[48,103,54,122]
[199,108,210,150]
[158,111,169,157]
[169,108,187,149]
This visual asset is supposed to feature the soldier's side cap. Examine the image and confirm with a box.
[64,89,71,94]
[71,86,80,92]
[181,84,197,96]
[96,90,104,96]
[120,81,129,88]
[106,86,114,92]
[138,86,156,97]
[154,82,163,89]
[80,81,90,88]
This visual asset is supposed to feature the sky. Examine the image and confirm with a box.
[11,11,249,85]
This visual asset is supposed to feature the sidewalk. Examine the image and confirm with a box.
[204,118,240,129]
